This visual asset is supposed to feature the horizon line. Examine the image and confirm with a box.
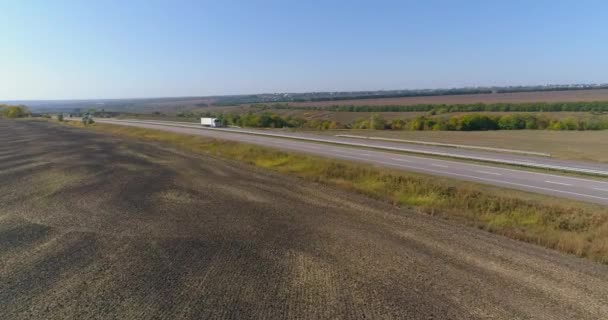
[2,82,607,103]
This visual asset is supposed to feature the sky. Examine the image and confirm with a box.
[1,0,607,100]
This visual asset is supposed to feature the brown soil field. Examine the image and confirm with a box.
[1,120,608,319]
[287,89,608,107]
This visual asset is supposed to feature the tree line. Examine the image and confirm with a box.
[177,111,339,130]
[255,101,608,113]
[178,110,608,131]
[355,114,608,131]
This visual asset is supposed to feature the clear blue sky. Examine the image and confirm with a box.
[1,0,607,100]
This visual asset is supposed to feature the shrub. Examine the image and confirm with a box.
[82,116,95,125]
[0,104,31,118]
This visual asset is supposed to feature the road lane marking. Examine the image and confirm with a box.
[431,164,448,168]
[545,181,572,186]
[332,150,361,157]
[475,170,502,176]
[391,158,413,163]
[237,144,608,202]
[332,154,608,202]
[593,188,608,192]
[103,119,608,177]
[89,122,608,203]
[99,119,608,187]
[385,152,608,185]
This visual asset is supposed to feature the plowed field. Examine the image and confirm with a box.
[1,120,607,319]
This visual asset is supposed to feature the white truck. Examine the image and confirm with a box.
[200,117,222,127]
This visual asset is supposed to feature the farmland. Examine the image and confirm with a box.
[2,119,608,319]
[286,88,608,108]
[10,86,608,112]
[25,88,608,135]
[85,89,608,164]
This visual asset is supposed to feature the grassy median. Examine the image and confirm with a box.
[65,121,608,264]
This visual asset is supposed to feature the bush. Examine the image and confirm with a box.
[82,116,95,125]
[0,104,31,118]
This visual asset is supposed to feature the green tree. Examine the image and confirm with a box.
[370,114,386,129]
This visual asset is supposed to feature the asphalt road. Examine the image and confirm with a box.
[92,118,608,205]
[2,119,608,319]
[106,119,608,175]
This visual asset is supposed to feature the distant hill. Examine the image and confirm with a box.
[4,83,608,113]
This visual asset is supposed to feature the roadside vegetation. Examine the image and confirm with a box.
[62,120,608,264]
[352,113,608,131]
[0,104,31,118]
[177,110,340,130]
[175,109,608,131]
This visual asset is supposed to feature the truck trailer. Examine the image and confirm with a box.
[201,117,222,127]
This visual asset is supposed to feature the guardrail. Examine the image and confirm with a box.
[97,119,608,177]
[335,134,552,157]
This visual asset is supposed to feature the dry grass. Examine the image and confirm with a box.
[66,121,608,264]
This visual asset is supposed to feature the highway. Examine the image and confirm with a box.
[103,119,608,176]
[92,118,608,205]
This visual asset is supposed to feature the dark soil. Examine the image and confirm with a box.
[1,119,607,319]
